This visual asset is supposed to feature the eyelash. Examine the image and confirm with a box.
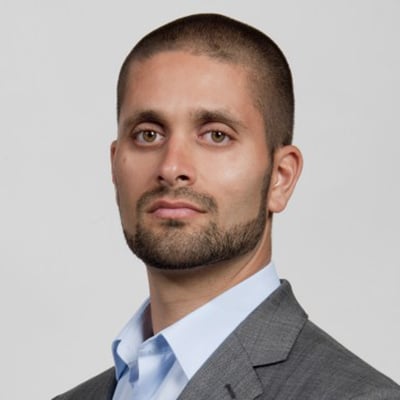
[132,130,165,145]
[200,130,232,145]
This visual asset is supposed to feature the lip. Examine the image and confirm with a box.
[147,199,206,218]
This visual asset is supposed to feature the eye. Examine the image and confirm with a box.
[133,130,164,145]
[202,130,231,145]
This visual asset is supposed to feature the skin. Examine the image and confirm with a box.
[111,51,303,333]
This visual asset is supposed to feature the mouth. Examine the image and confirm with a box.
[147,199,206,219]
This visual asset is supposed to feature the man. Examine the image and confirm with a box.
[54,13,400,400]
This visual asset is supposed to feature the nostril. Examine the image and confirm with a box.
[158,173,190,186]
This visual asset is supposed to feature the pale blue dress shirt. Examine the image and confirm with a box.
[112,262,280,400]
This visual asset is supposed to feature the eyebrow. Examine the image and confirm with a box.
[119,107,246,133]
[120,110,167,132]
[191,108,246,131]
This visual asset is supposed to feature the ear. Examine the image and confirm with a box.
[268,145,303,213]
[110,140,117,185]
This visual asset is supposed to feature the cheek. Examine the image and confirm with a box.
[113,156,144,213]
[227,173,266,208]
[114,152,150,194]
[113,158,144,230]
[207,146,268,190]
[201,154,268,219]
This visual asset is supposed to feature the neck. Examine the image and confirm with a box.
[146,228,271,334]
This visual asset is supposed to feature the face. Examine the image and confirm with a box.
[112,51,273,270]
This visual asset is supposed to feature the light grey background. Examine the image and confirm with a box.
[1,1,399,399]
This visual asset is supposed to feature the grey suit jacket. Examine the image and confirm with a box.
[53,281,400,399]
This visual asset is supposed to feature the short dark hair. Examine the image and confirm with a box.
[117,13,294,152]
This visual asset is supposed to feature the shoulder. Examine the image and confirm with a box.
[232,281,400,398]
[52,368,116,400]
[261,319,400,399]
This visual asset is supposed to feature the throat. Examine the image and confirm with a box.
[146,246,270,333]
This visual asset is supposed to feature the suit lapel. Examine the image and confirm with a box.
[178,333,263,400]
[92,368,116,400]
[178,281,307,400]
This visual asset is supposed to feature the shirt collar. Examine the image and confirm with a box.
[112,262,280,381]
[112,299,152,379]
[161,262,280,379]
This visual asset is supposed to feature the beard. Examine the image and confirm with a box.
[121,172,271,270]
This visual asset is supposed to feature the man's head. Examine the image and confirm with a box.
[111,14,302,271]
[117,13,294,154]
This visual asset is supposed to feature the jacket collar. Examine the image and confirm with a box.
[178,281,308,400]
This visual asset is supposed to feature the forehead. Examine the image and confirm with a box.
[119,50,262,125]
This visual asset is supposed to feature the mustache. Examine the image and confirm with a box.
[136,186,218,213]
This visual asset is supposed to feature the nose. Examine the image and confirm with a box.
[157,137,196,187]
